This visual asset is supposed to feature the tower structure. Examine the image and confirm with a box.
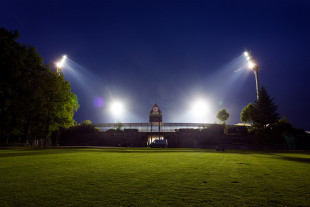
[149,104,163,144]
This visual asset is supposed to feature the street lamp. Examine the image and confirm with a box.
[55,55,67,73]
[244,50,260,99]
[110,101,123,123]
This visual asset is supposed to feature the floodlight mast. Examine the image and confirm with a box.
[253,65,259,100]
[244,50,260,99]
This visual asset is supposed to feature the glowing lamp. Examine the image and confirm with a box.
[110,101,123,123]
[111,102,123,114]
[190,99,211,123]
[248,61,255,69]
[55,55,67,69]
[192,100,208,115]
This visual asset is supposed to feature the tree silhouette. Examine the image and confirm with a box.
[240,103,254,123]
[216,108,230,124]
[252,86,279,129]
[0,28,79,144]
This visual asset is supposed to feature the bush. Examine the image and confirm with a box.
[59,124,101,146]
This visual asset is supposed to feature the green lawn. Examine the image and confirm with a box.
[0,147,309,207]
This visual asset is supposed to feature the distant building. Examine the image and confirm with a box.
[94,104,245,147]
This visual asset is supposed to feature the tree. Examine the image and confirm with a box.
[240,103,254,122]
[252,87,279,129]
[80,120,92,126]
[0,29,23,143]
[240,87,279,130]
[216,108,230,134]
[273,117,293,135]
[0,28,79,144]
[116,122,123,131]
[216,108,230,124]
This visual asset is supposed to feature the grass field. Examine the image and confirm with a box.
[0,147,309,207]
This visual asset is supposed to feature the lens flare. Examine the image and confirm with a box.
[93,97,103,108]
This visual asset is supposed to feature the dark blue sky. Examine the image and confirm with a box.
[2,0,310,130]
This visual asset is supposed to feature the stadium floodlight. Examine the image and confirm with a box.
[244,49,259,99]
[110,101,123,123]
[191,99,210,123]
[55,55,67,73]
[192,100,208,115]
[248,61,255,69]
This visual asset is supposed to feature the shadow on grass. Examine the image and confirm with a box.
[260,152,310,164]
[0,148,88,158]
[277,156,310,164]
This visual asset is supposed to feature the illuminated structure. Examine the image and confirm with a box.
[95,103,213,132]
[149,104,163,145]
[95,103,216,146]
[93,103,254,148]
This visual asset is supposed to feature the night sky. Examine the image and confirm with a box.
[2,0,310,130]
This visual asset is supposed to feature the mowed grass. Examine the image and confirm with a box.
[0,148,309,207]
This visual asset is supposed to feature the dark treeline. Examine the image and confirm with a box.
[58,123,146,147]
[56,124,310,150]
[0,28,79,145]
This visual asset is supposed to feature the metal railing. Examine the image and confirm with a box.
[94,122,213,132]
